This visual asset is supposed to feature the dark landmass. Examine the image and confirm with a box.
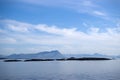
[3,57,112,62]
[24,57,111,62]
[56,58,66,61]
[24,59,54,62]
[0,58,7,60]
[4,59,22,62]
[66,57,111,60]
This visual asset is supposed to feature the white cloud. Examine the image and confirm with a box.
[0,19,120,55]
[35,24,78,37]
[93,11,106,16]
[0,19,32,33]
[7,24,29,32]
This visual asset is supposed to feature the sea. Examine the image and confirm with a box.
[0,60,120,80]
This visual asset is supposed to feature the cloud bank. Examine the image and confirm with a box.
[0,19,120,55]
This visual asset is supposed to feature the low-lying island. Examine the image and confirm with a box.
[3,57,112,62]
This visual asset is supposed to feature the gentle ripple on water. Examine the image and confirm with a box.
[1,73,119,80]
[0,60,120,80]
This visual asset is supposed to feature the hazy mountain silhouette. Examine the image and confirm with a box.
[6,50,65,59]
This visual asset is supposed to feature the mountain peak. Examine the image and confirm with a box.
[50,50,61,54]
[51,50,59,52]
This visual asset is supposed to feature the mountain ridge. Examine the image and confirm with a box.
[6,50,65,59]
[0,51,120,59]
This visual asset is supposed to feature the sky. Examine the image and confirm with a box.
[0,0,120,55]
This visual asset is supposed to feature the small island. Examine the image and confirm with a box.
[4,59,22,62]
[24,59,54,62]
[66,57,111,60]
[0,58,7,60]
[24,57,111,62]
[3,57,112,62]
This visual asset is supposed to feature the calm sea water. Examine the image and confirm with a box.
[0,60,120,80]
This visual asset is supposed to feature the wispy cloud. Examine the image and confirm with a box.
[0,19,120,55]
[93,11,106,16]
[18,0,108,19]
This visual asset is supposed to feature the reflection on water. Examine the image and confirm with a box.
[0,60,120,80]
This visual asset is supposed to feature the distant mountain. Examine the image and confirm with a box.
[65,53,120,60]
[7,50,65,59]
[0,55,4,57]
[114,55,120,59]
[3,51,120,60]
[0,55,6,59]
[64,53,111,58]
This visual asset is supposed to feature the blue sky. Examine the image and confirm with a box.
[0,0,120,55]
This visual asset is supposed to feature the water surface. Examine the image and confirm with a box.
[0,60,120,80]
